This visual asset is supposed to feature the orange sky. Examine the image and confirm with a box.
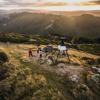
[0,0,100,11]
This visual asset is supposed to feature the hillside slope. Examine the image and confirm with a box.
[0,43,100,100]
[0,13,100,38]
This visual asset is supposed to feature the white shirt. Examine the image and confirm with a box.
[58,45,67,51]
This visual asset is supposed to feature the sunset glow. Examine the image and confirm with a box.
[0,0,100,11]
[59,0,89,4]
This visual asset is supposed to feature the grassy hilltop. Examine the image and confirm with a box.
[0,43,100,100]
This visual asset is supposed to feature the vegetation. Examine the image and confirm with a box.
[77,44,100,55]
[69,44,100,56]
[0,50,64,100]
[0,12,100,100]
[0,13,100,39]
[0,51,8,64]
[0,43,100,100]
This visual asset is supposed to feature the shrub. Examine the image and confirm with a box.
[0,63,14,81]
[81,57,95,65]
[0,52,9,64]
[96,58,100,64]
[0,62,64,100]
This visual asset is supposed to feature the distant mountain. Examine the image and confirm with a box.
[0,12,100,39]
[52,10,100,16]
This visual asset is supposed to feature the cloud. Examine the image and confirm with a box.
[0,0,99,6]
[0,0,67,7]
[81,0,100,5]
[90,0,100,4]
[35,2,68,6]
[0,0,35,7]
[0,0,100,11]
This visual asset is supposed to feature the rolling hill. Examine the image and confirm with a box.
[0,12,100,39]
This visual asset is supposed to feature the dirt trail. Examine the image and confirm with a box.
[18,45,99,76]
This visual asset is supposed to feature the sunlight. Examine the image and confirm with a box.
[61,0,92,5]
[43,0,92,4]
[0,5,100,11]
[0,0,99,11]
[41,5,100,11]
[65,0,84,3]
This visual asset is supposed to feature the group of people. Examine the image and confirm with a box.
[28,47,43,59]
[28,42,70,62]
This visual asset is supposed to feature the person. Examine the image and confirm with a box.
[58,45,66,55]
[37,47,41,54]
[28,48,33,58]
[37,49,43,64]
[39,49,43,59]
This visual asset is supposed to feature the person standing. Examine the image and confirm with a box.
[28,48,33,58]
[39,49,43,59]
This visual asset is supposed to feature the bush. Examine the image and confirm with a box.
[0,63,14,81]
[0,52,9,64]
[0,62,64,100]
[81,57,95,65]
[96,58,100,64]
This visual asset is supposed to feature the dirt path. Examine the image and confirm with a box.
[18,49,84,76]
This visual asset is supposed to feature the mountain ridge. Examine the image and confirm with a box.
[0,12,100,39]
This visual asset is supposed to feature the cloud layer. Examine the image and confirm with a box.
[0,0,99,7]
[0,0,100,11]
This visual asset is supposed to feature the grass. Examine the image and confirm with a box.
[20,60,60,87]
[0,43,100,100]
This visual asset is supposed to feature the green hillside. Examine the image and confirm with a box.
[0,13,100,38]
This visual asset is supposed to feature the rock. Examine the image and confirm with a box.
[57,63,65,68]
[98,69,100,73]
[91,74,100,83]
[47,59,53,65]
[69,75,80,83]
[92,66,100,74]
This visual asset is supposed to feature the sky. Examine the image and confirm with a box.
[0,0,100,11]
